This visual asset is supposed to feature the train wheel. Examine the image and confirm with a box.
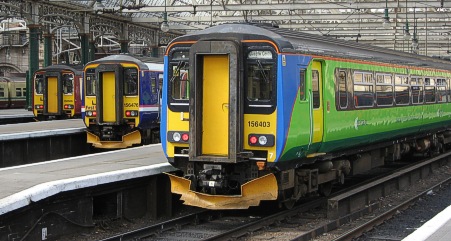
[279,189,296,209]
[318,182,332,197]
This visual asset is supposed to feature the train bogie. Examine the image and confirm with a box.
[162,23,451,209]
[82,55,163,149]
[32,65,83,120]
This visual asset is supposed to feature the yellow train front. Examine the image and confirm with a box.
[32,65,83,120]
[162,25,281,209]
[83,55,163,149]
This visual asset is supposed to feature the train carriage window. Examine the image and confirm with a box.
[447,79,451,102]
[394,75,409,105]
[85,68,96,96]
[15,88,21,97]
[437,78,447,103]
[151,77,157,95]
[124,68,138,96]
[337,70,348,109]
[35,74,44,95]
[312,70,320,108]
[22,88,26,97]
[353,72,374,108]
[62,73,74,94]
[299,70,306,101]
[0,87,4,97]
[411,77,423,104]
[424,77,436,103]
[376,74,393,106]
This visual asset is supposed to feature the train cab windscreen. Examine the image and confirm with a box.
[245,49,276,113]
[85,69,96,96]
[62,73,74,94]
[35,74,44,95]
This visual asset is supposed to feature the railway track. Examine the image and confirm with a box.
[98,152,450,241]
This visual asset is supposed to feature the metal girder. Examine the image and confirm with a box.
[123,1,446,13]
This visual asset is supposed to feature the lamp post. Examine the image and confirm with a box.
[161,0,169,32]
[382,0,390,29]
[403,0,410,40]
[411,8,419,54]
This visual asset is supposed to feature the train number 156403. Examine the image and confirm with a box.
[248,121,271,127]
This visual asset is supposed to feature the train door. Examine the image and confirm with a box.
[47,76,58,113]
[101,72,116,122]
[310,61,324,149]
[95,64,123,124]
[189,40,240,163]
[202,55,229,155]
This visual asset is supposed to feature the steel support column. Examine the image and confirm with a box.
[120,40,129,54]
[43,33,53,67]
[79,33,90,65]
[151,47,159,57]
[89,40,96,61]
[27,24,41,110]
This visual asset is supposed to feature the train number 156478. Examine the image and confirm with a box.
[248,121,271,127]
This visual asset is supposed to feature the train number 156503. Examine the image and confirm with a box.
[248,121,271,127]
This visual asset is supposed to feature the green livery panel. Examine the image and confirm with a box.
[280,59,451,163]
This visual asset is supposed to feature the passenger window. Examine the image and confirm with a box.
[437,78,447,103]
[299,69,306,101]
[338,70,347,109]
[0,87,4,97]
[411,77,423,104]
[312,70,320,108]
[85,68,96,96]
[62,73,74,94]
[35,74,44,95]
[394,75,409,105]
[424,77,436,103]
[124,68,138,96]
[22,88,26,97]
[376,74,393,106]
[15,88,21,97]
[353,72,374,108]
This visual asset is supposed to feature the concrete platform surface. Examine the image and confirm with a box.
[0,108,33,118]
[403,205,451,241]
[0,144,175,215]
[0,119,85,140]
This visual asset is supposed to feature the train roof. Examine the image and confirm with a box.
[174,23,451,72]
[87,54,163,70]
[36,64,84,73]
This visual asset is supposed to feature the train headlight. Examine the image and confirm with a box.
[258,136,268,145]
[168,131,189,143]
[86,111,97,117]
[173,132,181,142]
[34,105,44,109]
[64,104,74,109]
[248,134,275,147]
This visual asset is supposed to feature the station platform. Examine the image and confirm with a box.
[0,108,33,118]
[0,144,175,215]
[0,118,85,141]
[403,205,451,241]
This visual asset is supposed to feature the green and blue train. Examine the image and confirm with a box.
[162,23,451,209]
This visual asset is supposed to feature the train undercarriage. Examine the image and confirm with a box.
[86,124,160,148]
[169,130,451,209]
